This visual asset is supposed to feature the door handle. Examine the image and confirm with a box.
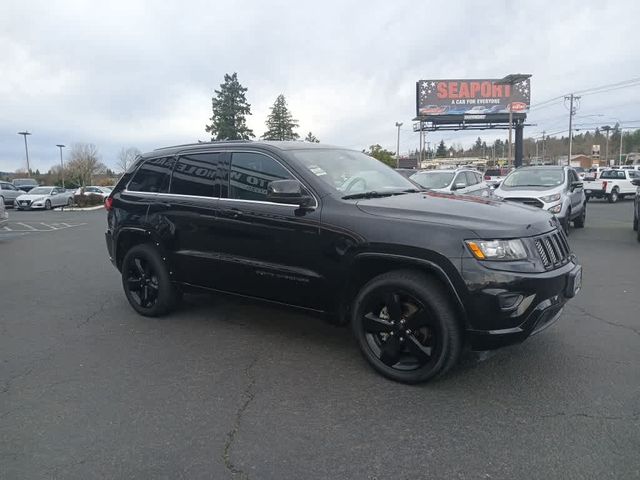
[230,208,243,219]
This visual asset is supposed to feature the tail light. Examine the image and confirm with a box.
[104,197,113,211]
[484,175,491,180]
[602,181,607,191]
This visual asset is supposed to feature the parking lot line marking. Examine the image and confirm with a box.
[40,223,55,229]
[15,222,37,231]
[1,226,11,231]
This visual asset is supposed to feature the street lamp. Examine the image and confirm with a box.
[395,122,403,167]
[17,131,32,176]
[56,144,66,188]
[495,74,532,166]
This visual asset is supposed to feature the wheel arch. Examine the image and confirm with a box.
[114,227,166,271]
[340,252,467,326]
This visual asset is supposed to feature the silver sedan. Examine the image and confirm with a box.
[15,186,74,210]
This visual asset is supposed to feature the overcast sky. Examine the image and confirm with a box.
[2,0,640,173]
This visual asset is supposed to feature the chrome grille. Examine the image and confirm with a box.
[506,197,544,208]
[535,229,571,270]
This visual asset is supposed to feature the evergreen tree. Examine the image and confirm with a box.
[436,140,447,158]
[305,131,320,143]
[205,72,254,140]
[364,144,395,167]
[263,94,300,140]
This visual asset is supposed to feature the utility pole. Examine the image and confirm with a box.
[601,125,611,166]
[564,94,580,166]
[17,131,32,175]
[535,140,539,163]
[542,131,546,164]
[618,124,624,165]
[56,144,66,188]
[395,122,403,167]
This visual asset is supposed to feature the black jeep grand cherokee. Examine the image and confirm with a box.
[105,141,582,383]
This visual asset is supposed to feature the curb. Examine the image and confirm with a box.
[54,205,105,212]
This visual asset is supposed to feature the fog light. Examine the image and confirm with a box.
[498,293,524,311]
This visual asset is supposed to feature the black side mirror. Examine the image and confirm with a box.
[571,181,583,191]
[631,179,640,187]
[267,179,314,207]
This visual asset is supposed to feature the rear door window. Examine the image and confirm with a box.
[170,152,222,197]
[128,157,175,193]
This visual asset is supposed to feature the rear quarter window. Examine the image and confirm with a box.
[600,170,626,179]
[128,157,175,193]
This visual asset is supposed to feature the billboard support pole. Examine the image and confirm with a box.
[515,121,524,168]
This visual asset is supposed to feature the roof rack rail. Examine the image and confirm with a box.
[153,139,253,151]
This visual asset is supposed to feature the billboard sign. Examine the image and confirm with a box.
[416,79,531,121]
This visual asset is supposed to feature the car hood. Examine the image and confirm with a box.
[355,191,557,238]
[16,193,49,201]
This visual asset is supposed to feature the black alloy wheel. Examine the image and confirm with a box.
[121,244,178,316]
[45,199,52,210]
[352,270,461,384]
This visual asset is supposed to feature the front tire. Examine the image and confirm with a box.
[351,270,462,384]
[121,244,178,317]
[573,205,586,228]
[608,189,619,204]
[45,200,52,210]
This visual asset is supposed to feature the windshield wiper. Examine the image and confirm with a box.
[342,188,420,200]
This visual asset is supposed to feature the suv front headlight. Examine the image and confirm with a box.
[465,239,527,261]
[540,193,561,203]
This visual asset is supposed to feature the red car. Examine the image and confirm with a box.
[506,102,527,112]
[419,105,448,115]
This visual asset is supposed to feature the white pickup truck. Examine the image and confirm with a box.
[584,168,640,203]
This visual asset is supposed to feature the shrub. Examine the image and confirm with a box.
[73,193,104,208]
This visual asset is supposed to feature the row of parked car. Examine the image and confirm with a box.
[0,180,112,210]
[397,164,640,236]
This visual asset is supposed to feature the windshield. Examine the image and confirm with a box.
[291,149,416,196]
[410,171,455,189]
[502,169,565,188]
[14,179,38,186]
[28,187,53,195]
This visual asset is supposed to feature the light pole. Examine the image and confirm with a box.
[495,74,531,167]
[56,144,66,188]
[17,131,32,176]
[395,122,403,167]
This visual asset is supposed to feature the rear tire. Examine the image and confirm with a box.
[351,270,462,384]
[608,189,619,204]
[121,243,178,317]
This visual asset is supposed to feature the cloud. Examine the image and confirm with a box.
[1,0,639,172]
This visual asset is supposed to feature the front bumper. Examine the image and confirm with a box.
[461,258,581,350]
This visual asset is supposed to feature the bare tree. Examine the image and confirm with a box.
[67,143,105,187]
[116,147,141,173]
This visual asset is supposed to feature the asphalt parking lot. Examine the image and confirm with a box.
[1,202,639,480]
